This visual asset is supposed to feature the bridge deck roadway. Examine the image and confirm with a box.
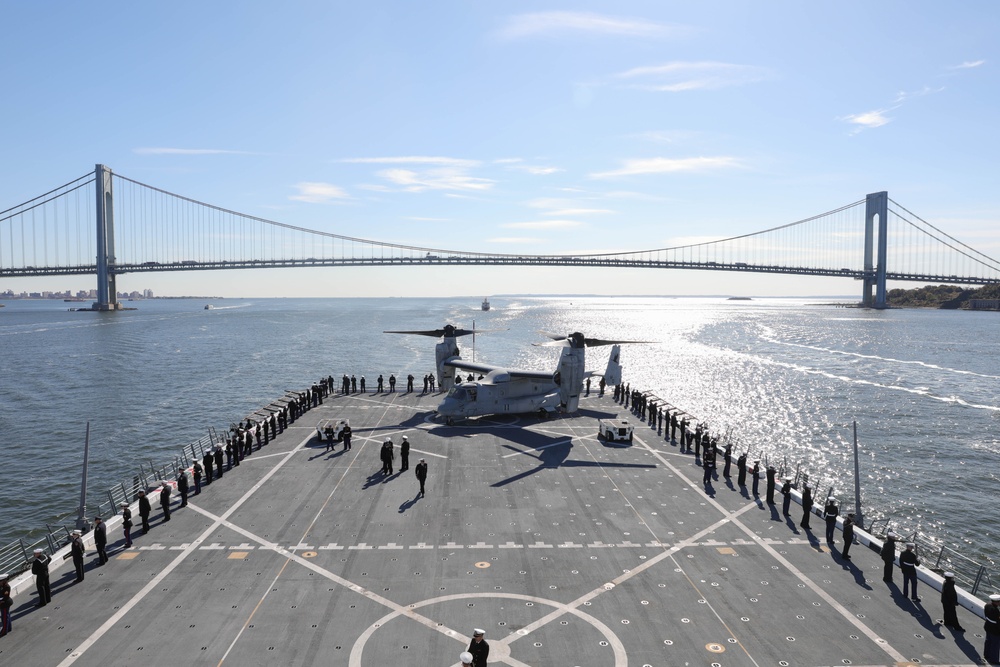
[0,393,985,666]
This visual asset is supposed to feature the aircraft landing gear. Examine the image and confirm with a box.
[446,416,454,426]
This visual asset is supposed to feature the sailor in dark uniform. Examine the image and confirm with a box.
[823,498,839,543]
[70,529,85,582]
[899,542,920,600]
[177,468,189,507]
[781,477,792,516]
[377,375,384,392]
[415,459,428,496]
[31,549,52,607]
[983,594,1000,663]
[407,374,414,392]
[800,484,813,529]
[940,572,964,631]
[750,460,761,496]
[0,573,11,636]
[765,466,776,504]
[880,531,897,582]
[841,513,855,560]
[702,446,716,485]
[213,445,224,479]
[138,489,152,534]
[120,502,133,547]
[203,450,214,484]
[723,444,733,478]
[736,453,748,487]
[399,435,410,471]
[93,516,108,565]
[159,482,172,522]
[467,628,490,667]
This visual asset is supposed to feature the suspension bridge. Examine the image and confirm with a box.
[3,164,999,309]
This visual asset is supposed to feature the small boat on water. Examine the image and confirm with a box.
[205,304,214,310]
[481,297,490,311]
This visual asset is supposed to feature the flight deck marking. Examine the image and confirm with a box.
[629,432,909,664]
[55,430,316,667]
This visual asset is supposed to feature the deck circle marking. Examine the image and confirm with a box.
[348,592,627,667]
[475,562,490,569]
[707,643,725,653]
[302,551,317,558]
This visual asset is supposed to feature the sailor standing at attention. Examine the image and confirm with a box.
[415,459,428,497]
[93,516,108,565]
[781,477,792,517]
[823,497,839,543]
[841,513,855,561]
[940,572,964,632]
[70,530,85,582]
[399,435,410,472]
[467,629,490,667]
[159,482,172,522]
[984,594,1000,664]
[120,502,133,547]
[0,573,12,637]
[899,542,920,601]
[800,484,813,529]
[31,549,52,607]
[177,468,189,507]
[880,532,897,583]
[765,465,777,504]
[138,489,152,533]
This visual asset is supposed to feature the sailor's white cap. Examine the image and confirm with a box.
[161,481,169,487]
[402,435,408,440]
[33,548,44,554]
[384,438,392,443]
[944,571,955,578]
[120,502,129,507]
[784,477,792,481]
[753,459,760,464]
[828,497,837,503]
[990,594,1000,602]
[460,652,474,664]
[905,542,915,548]
[71,530,82,536]
[473,628,485,636]
[886,531,896,539]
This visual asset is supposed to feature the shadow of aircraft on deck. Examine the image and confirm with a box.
[486,427,656,488]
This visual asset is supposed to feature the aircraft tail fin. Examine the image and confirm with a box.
[602,345,622,386]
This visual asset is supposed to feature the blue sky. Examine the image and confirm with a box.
[2,1,998,298]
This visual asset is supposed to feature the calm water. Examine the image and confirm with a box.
[0,297,997,567]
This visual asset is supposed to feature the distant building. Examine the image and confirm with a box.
[968,299,1000,310]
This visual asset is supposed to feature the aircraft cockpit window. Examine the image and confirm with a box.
[468,388,477,401]
[448,387,467,400]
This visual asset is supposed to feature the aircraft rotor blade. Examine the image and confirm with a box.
[384,324,477,338]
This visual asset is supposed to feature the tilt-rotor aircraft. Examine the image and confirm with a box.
[384,326,648,424]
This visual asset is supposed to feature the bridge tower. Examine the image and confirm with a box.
[862,191,888,309]
[92,164,119,311]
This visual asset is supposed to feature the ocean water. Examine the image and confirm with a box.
[0,296,997,568]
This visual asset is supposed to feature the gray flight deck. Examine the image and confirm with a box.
[0,392,987,666]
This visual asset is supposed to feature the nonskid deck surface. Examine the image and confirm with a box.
[0,392,985,666]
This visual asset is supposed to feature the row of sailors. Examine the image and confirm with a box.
[0,380,334,638]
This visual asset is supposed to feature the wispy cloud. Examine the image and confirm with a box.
[341,156,480,168]
[407,216,451,222]
[376,168,494,193]
[590,156,742,179]
[487,237,544,244]
[616,61,770,92]
[289,182,350,203]
[501,220,583,230]
[343,156,494,193]
[893,86,944,104]
[841,108,894,132]
[527,199,614,217]
[950,60,985,70]
[134,147,253,155]
[498,11,680,40]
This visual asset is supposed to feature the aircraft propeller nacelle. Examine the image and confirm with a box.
[556,345,586,412]
[436,339,460,390]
